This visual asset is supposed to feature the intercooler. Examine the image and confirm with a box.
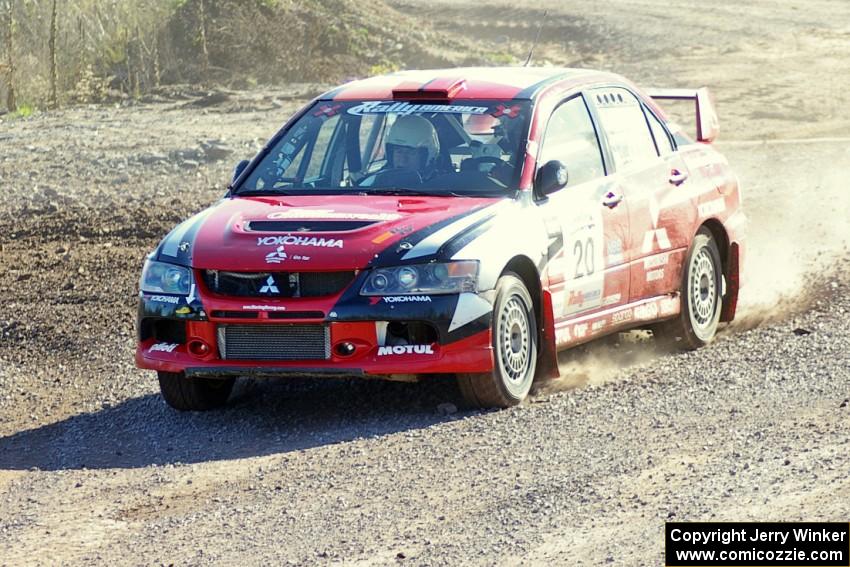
[216,324,330,361]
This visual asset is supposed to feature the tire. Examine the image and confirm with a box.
[157,371,234,411]
[653,227,723,350]
[458,273,538,408]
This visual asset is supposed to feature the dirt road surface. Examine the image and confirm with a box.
[1,1,849,565]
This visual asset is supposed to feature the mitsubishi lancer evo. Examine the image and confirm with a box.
[136,67,746,410]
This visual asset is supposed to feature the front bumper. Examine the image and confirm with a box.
[135,285,495,378]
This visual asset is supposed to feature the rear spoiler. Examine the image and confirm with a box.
[646,87,719,143]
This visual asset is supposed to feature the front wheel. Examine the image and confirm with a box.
[157,371,235,411]
[653,227,723,350]
[458,273,538,408]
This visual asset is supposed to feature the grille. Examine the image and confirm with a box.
[203,270,355,298]
[247,220,375,232]
[217,324,329,360]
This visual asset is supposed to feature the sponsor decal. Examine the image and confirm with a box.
[612,309,633,324]
[268,208,402,222]
[377,344,435,356]
[259,251,310,263]
[175,306,192,315]
[634,303,660,321]
[313,104,341,118]
[591,319,606,332]
[555,327,571,344]
[606,239,624,265]
[347,101,488,117]
[371,224,414,244]
[491,104,521,118]
[149,342,179,353]
[643,253,670,269]
[573,323,589,339]
[257,235,344,249]
[659,297,679,316]
[381,295,432,304]
[646,268,665,282]
[259,276,280,294]
[602,293,621,307]
[698,197,726,217]
[641,228,671,254]
[149,295,180,305]
[243,304,287,311]
[178,241,190,253]
[568,289,601,306]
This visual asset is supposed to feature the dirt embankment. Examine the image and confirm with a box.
[1,1,849,565]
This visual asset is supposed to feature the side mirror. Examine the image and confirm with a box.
[232,159,250,183]
[534,160,568,196]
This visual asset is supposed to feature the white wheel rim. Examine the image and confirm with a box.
[500,296,531,383]
[690,248,717,329]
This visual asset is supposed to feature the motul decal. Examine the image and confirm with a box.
[377,344,435,356]
[268,209,401,222]
[257,235,344,249]
[347,101,488,116]
[149,342,179,353]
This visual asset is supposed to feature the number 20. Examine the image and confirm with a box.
[573,238,595,278]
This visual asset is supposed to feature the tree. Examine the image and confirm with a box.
[3,0,14,111]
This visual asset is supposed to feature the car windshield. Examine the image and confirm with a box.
[236,99,532,197]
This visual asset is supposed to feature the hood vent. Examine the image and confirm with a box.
[246,220,376,233]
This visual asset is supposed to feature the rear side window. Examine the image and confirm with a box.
[591,88,658,170]
[645,107,674,156]
[538,95,605,186]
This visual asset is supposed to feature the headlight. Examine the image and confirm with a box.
[360,261,478,296]
[140,259,194,295]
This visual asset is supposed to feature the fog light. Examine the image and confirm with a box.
[188,340,210,357]
[334,342,356,356]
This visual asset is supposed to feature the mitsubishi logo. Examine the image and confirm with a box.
[265,245,288,264]
[259,276,279,294]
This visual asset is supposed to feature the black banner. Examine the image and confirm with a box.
[666,522,850,566]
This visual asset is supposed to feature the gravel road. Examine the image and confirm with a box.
[1,1,849,565]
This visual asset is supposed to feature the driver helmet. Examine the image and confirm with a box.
[386,115,439,169]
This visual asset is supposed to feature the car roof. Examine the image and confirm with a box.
[321,67,623,101]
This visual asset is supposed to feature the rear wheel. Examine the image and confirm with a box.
[653,227,723,350]
[458,273,537,408]
[157,371,234,411]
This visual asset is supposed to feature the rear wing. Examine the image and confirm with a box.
[646,87,719,143]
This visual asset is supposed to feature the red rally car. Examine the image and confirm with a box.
[136,67,746,410]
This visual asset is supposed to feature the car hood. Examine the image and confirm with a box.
[154,194,507,271]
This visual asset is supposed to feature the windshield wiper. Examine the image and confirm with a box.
[359,188,465,197]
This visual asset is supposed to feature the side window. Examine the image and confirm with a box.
[645,107,674,156]
[538,95,605,186]
[591,88,658,170]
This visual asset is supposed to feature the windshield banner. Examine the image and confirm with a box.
[347,101,489,116]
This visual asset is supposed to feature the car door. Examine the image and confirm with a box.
[588,87,692,304]
[537,94,631,330]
